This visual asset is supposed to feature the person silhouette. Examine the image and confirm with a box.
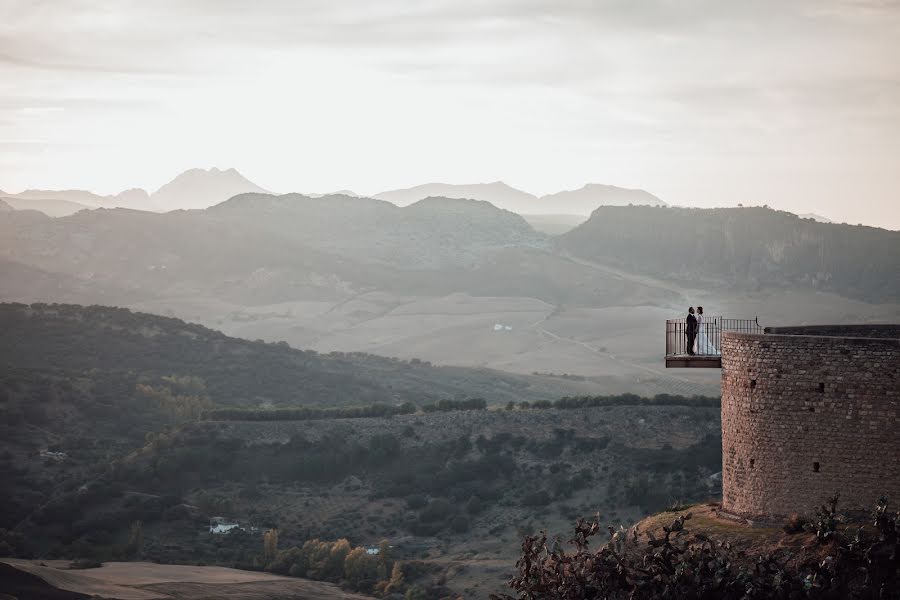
[696,306,717,355]
[686,307,698,355]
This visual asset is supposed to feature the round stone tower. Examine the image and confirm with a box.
[720,325,900,520]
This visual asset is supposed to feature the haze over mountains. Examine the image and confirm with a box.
[5,168,668,220]
[6,167,863,240]
[2,186,898,399]
[0,167,266,214]
[374,181,667,215]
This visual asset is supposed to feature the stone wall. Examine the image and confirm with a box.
[720,328,900,520]
[765,324,900,339]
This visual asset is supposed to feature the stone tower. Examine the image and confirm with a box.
[719,325,900,519]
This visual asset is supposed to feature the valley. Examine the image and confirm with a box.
[2,184,899,599]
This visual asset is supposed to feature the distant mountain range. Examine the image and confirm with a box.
[0,167,266,214]
[152,167,268,210]
[374,182,667,215]
[0,191,674,309]
[3,172,671,218]
[1,191,896,306]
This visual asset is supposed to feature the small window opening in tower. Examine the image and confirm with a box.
[818,382,825,393]
[749,459,755,469]
[813,462,820,473]
[750,379,756,389]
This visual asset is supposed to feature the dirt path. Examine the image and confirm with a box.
[0,560,370,600]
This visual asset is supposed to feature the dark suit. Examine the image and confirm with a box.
[686,313,698,355]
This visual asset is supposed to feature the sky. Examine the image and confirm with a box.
[1,0,899,228]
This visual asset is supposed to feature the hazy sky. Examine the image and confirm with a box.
[2,0,899,228]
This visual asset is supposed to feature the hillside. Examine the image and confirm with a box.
[522,214,587,235]
[0,303,600,411]
[4,187,151,210]
[3,197,898,396]
[3,393,721,598]
[538,184,666,215]
[2,196,93,217]
[0,192,673,311]
[0,302,722,598]
[375,182,539,213]
[374,182,667,216]
[560,205,900,302]
[207,193,548,268]
[494,499,899,600]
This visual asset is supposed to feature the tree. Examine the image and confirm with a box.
[344,547,381,592]
[127,520,143,559]
[380,562,405,596]
[263,528,278,562]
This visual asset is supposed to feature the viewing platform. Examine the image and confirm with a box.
[665,317,763,368]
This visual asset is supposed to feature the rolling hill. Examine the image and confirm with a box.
[375,182,538,212]
[560,205,900,302]
[538,183,667,215]
[2,196,93,217]
[374,182,667,216]
[0,302,598,410]
[2,195,897,397]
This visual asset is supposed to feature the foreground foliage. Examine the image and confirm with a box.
[494,497,899,600]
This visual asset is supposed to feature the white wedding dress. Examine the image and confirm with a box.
[696,314,718,355]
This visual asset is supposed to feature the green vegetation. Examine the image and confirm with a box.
[495,496,900,599]
[205,403,418,421]
[0,302,594,410]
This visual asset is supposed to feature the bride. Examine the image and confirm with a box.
[696,306,718,355]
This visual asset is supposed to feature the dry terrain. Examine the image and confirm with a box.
[0,559,370,600]
[133,286,900,399]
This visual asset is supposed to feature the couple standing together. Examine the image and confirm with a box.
[685,306,717,355]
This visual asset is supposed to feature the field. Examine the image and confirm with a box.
[132,285,900,399]
[0,559,370,600]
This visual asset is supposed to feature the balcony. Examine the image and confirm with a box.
[665,317,763,368]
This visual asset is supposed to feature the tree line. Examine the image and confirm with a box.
[204,394,718,422]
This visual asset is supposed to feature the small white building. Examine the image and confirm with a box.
[209,517,241,534]
[40,449,68,461]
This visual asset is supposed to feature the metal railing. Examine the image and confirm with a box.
[665,316,763,357]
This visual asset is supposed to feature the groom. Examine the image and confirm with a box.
[685,307,698,355]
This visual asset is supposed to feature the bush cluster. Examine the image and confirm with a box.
[494,496,899,600]
[204,402,417,421]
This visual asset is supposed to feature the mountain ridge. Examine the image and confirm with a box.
[374,181,668,215]
[1,167,267,212]
[560,205,900,301]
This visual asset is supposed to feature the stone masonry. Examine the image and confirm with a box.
[720,326,900,520]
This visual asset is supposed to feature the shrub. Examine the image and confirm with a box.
[782,512,808,534]
[493,497,900,600]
